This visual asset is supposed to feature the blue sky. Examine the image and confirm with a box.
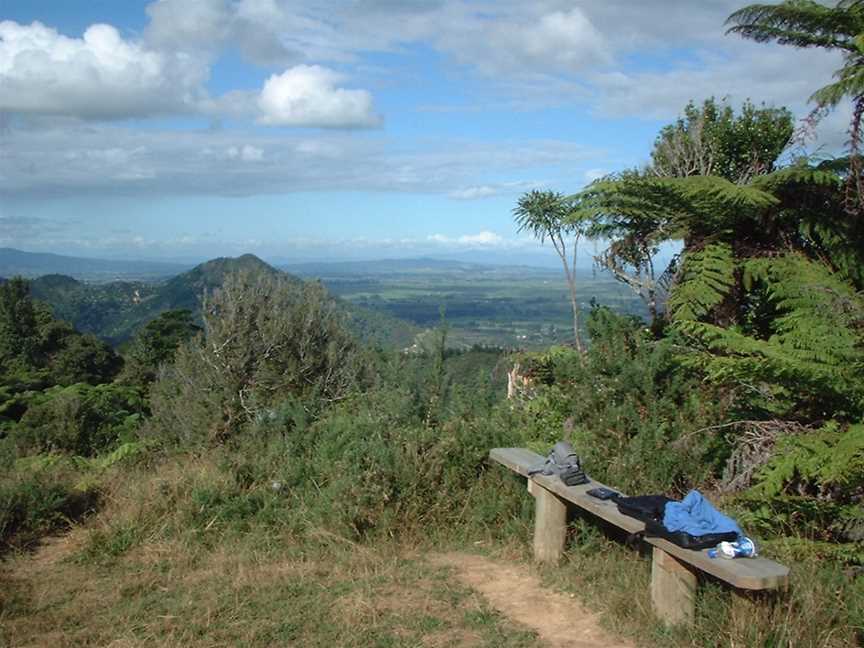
[0,0,847,263]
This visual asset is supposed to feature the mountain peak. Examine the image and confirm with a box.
[187,253,278,281]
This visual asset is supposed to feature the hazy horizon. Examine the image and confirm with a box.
[1,244,630,272]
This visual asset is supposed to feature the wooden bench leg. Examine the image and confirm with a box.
[651,546,697,627]
[530,482,567,564]
[731,585,788,624]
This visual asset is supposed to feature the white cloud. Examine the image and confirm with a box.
[427,231,511,248]
[591,45,843,120]
[2,1,845,128]
[294,140,342,157]
[448,186,498,200]
[145,0,329,66]
[140,2,607,83]
[458,231,504,246]
[226,144,264,162]
[447,180,542,200]
[0,20,206,119]
[257,65,380,128]
[144,0,232,52]
[438,7,610,76]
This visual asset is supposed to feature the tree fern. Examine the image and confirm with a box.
[750,165,842,192]
[668,242,737,322]
[675,175,778,215]
[676,254,864,417]
[749,421,864,498]
[727,2,864,53]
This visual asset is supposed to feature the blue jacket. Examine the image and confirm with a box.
[663,490,742,538]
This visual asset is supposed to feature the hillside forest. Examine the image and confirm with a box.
[2,2,864,646]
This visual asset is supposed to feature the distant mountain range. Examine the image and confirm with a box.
[22,254,419,348]
[2,247,569,280]
[0,248,191,281]
[2,246,570,279]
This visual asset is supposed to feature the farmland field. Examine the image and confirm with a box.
[285,260,646,349]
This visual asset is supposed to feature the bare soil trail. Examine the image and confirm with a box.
[431,552,634,648]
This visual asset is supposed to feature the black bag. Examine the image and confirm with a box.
[559,463,588,486]
[616,495,672,523]
[616,495,738,550]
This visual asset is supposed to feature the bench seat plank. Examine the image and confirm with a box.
[490,447,789,591]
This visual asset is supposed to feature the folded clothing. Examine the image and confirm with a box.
[663,490,743,539]
[616,491,741,550]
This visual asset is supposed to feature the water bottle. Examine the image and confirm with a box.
[707,537,757,559]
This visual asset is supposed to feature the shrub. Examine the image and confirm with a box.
[147,270,364,446]
[12,383,147,456]
[513,306,730,494]
[119,309,201,386]
[272,383,526,539]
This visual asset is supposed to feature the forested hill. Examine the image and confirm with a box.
[27,254,419,349]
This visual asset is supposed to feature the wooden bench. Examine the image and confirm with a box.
[490,447,790,627]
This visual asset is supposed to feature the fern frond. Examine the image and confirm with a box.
[810,66,864,108]
[751,166,843,191]
[676,254,864,414]
[668,242,736,322]
[726,2,864,50]
[672,176,779,213]
[749,421,864,498]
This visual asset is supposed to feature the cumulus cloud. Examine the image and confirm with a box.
[0,16,379,127]
[257,65,380,128]
[437,7,610,76]
[0,20,206,119]
[427,231,511,248]
[1,1,844,126]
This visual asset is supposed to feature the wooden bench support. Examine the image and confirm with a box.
[651,547,698,627]
[531,483,568,564]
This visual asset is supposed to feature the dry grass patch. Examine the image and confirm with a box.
[1,528,538,648]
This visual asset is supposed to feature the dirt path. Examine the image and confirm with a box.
[431,552,633,648]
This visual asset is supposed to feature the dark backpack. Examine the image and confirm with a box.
[616,495,738,550]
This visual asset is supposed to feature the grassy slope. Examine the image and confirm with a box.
[1,538,538,647]
[1,454,860,648]
[0,456,537,648]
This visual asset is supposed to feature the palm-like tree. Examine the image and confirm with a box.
[513,190,589,352]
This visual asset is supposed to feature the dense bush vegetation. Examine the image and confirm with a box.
[512,306,731,494]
